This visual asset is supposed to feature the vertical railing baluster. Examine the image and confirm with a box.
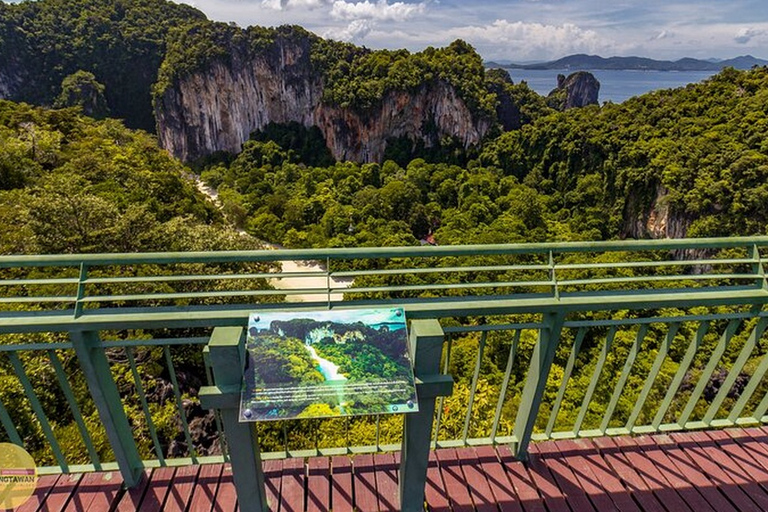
[73,263,88,318]
[7,352,69,471]
[625,323,680,432]
[652,321,710,429]
[751,244,767,290]
[432,336,453,446]
[462,331,488,443]
[512,312,566,459]
[70,330,143,487]
[0,399,23,446]
[600,324,648,433]
[547,327,586,437]
[491,329,521,442]
[728,341,768,422]
[678,319,742,426]
[47,349,101,469]
[704,317,768,424]
[125,347,165,464]
[163,346,197,463]
[573,327,616,435]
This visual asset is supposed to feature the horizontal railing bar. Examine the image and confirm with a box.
[558,273,758,287]
[83,272,307,285]
[0,342,72,352]
[340,280,555,295]
[442,323,544,333]
[0,236,765,268]
[79,289,297,302]
[101,337,210,348]
[564,310,765,328]
[330,264,551,278]
[3,287,767,333]
[556,257,756,270]
[0,296,76,303]
[0,278,80,286]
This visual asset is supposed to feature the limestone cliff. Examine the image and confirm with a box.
[547,71,600,110]
[155,32,491,163]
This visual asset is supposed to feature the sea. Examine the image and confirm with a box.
[503,68,720,104]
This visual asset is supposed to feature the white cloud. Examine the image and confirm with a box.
[734,27,766,44]
[324,19,374,41]
[261,0,331,11]
[330,0,426,21]
[449,19,613,60]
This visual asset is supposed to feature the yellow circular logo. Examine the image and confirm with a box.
[0,443,37,511]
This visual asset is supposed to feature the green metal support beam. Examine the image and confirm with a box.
[70,331,143,487]
[400,319,448,512]
[201,327,269,512]
[513,312,566,459]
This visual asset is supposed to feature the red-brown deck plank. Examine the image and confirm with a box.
[164,463,200,512]
[280,458,305,512]
[38,473,82,512]
[135,466,175,512]
[81,471,122,512]
[673,430,765,512]
[591,437,666,512]
[187,463,224,512]
[114,469,151,512]
[31,427,768,512]
[212,464,238,512]
[425,450,451,512]
[576,438,643,512]
[556,439,635,512]
[434,449,473,512]
[650,434,735,512]
[497,446,546,512]
[454,447,497,512]
[529,441,595,512]
[705,428,768,507]
[634,436,714,512]
[475,445,523,512]
[15,474,60,512]
[610,435,694,512]
[353,454,379,512]
[306,457,330,512]
[727,427,768,489]
[373,452,399,512]
[331,456,353,512]
[264,459,283,512]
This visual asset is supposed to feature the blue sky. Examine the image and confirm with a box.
[182,0,768,61]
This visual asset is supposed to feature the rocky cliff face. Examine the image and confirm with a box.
[625,185,687,239]
[547,71,600,110]
[155,36,490,163]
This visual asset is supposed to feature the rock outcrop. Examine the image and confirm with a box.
[547,71,600,110]
[154,34,491,163]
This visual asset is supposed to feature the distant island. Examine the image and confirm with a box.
[487,54,768,71]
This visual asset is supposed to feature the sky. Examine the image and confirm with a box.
[181,0,768,62]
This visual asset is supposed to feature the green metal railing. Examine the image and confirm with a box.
[1,236,768,507]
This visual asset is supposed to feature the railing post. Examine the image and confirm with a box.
[202,326,268,512]
[400,319,446,512]
[512,312,565,460]
[70,330,143,487]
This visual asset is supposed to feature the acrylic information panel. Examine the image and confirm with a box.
[239,307,418,421]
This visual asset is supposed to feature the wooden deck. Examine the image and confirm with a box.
[20,426,768,511]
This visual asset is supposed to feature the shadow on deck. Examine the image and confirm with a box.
[21,426,768,512]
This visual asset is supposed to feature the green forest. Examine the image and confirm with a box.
[1,0,768,468]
